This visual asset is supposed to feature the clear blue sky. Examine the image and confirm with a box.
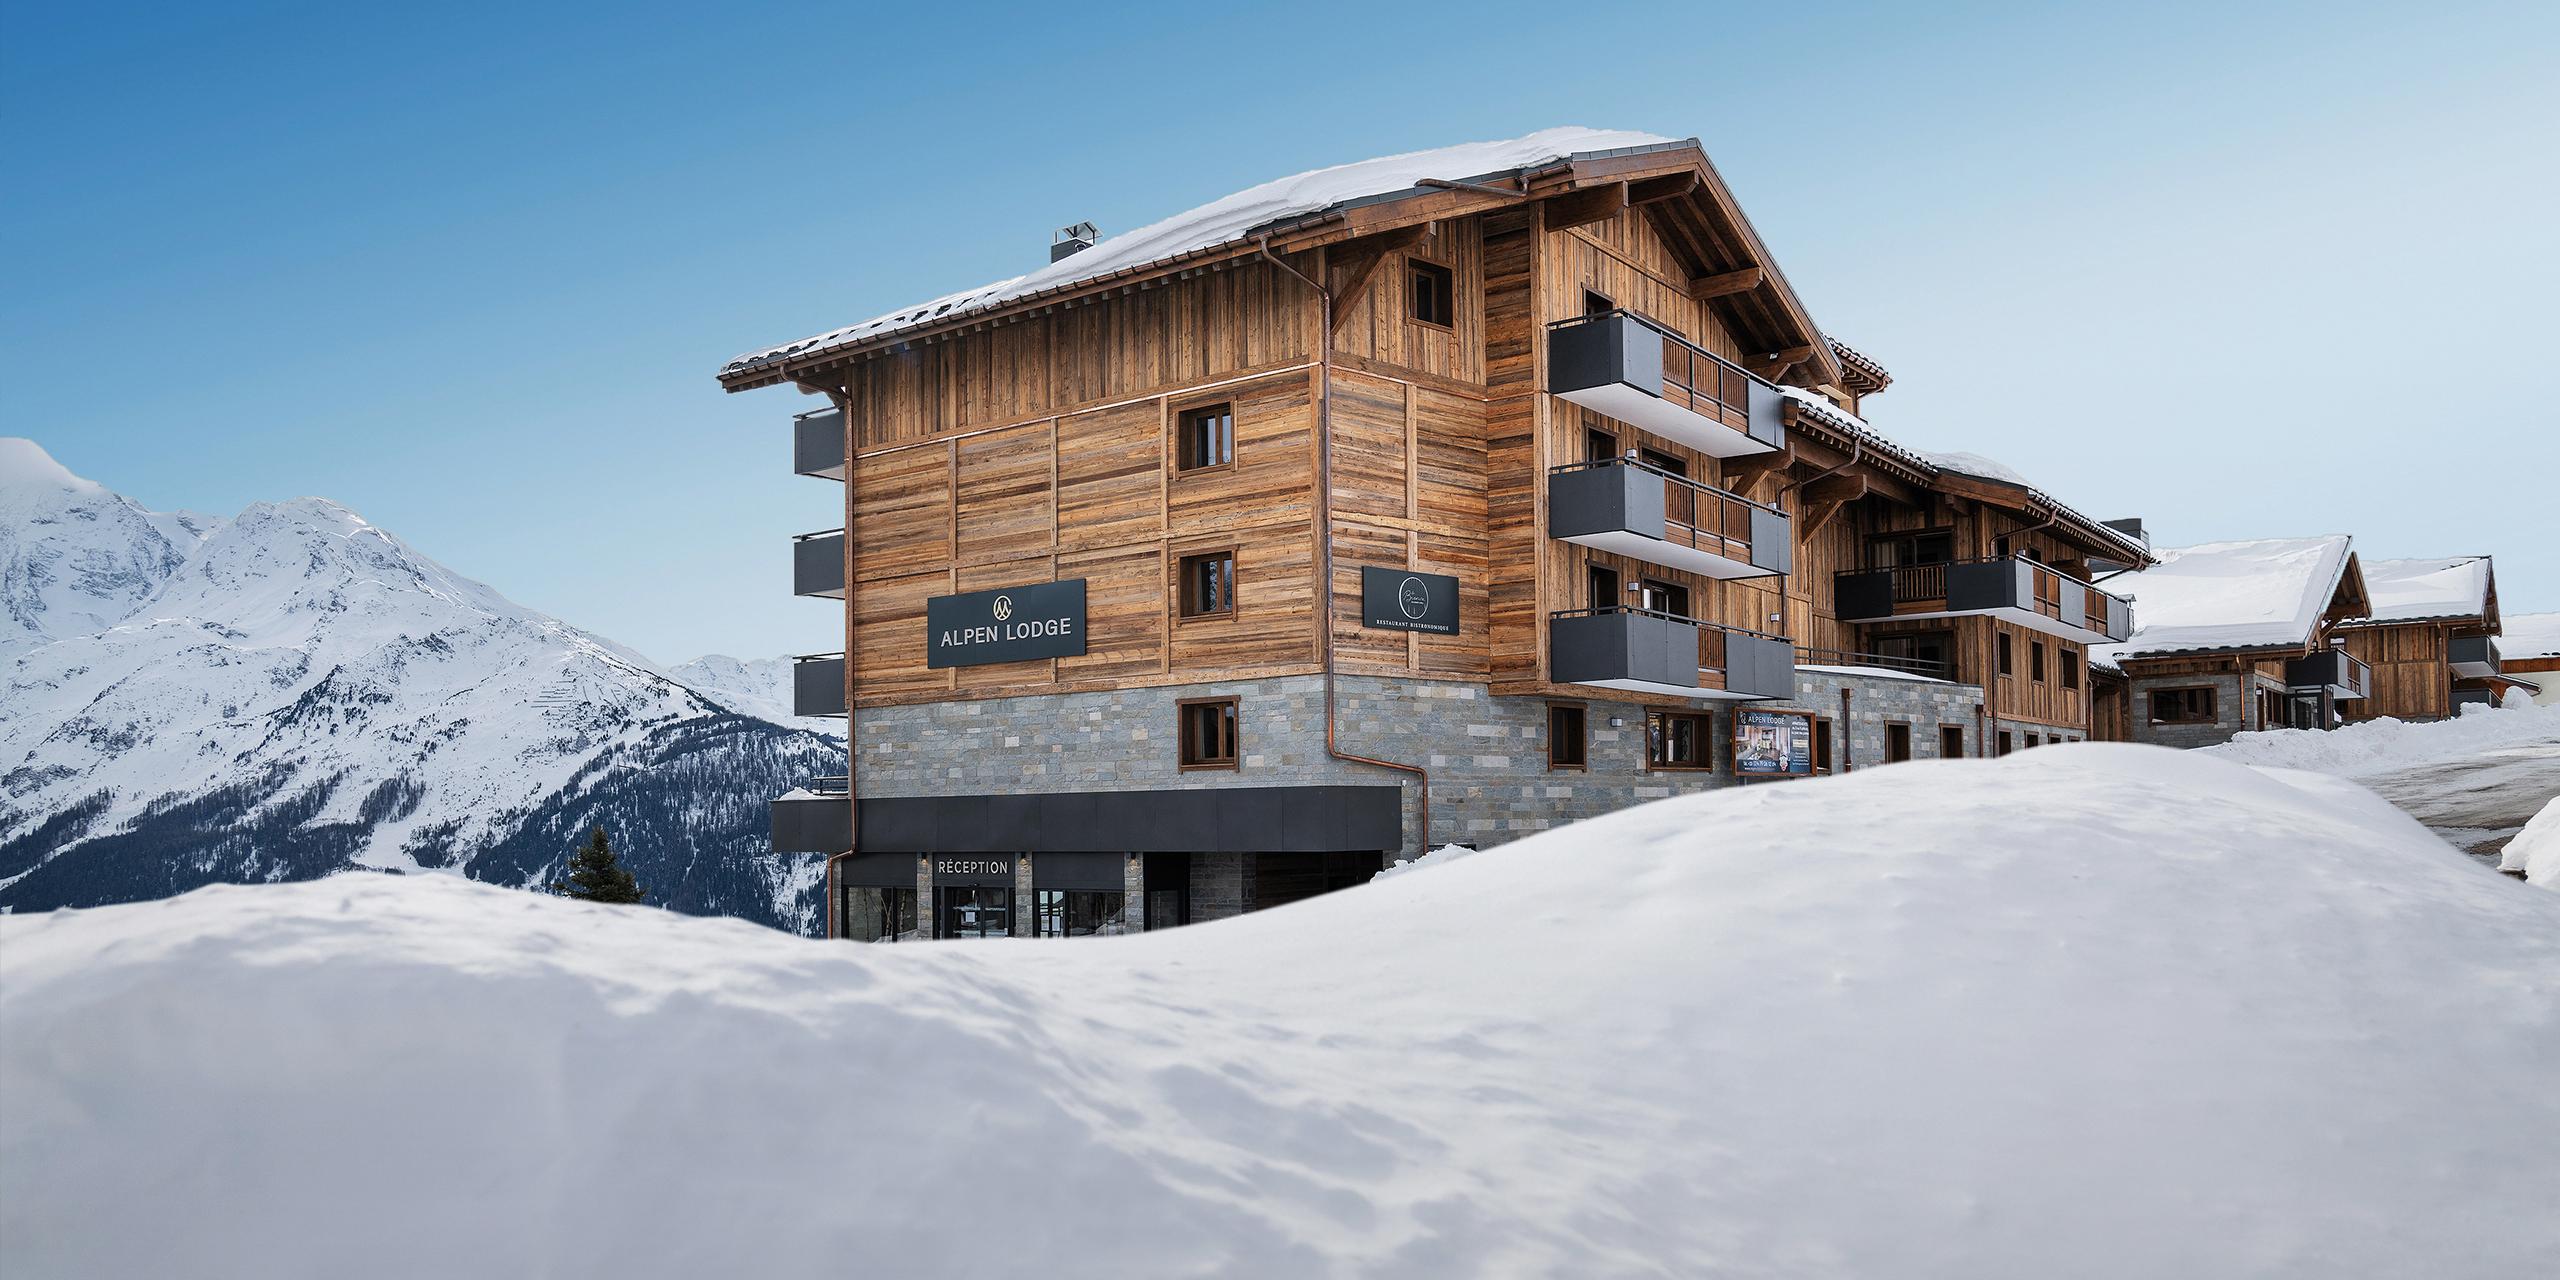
[7,0,2553,662]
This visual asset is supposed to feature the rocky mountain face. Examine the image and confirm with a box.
[0,439,843,933]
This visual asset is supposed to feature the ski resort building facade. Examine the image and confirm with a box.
[720,129,2144,939]
[2332,556,2532,717]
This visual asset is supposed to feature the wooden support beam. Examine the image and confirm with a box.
[1689,266,1765,299]
[1539,182,1628,232]
[1802,474,1870,508]
[1327,225,1429,328]
[1626,172,1698,205]
[1748,344,1819,379]
[1720,446,1796,497]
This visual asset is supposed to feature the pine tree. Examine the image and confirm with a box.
[551,824,646,904]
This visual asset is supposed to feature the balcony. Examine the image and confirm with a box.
[1549,607,1795,701]
[2450,633,2501,679]
[794,407,846,480]
[794,652,846,717]
[770,775,850,854]
[2286,647,2372,701]
[1548,459,1790,580]
[1546,310,1785,459]
[794,529,845,599]
[1833,556,2133,644]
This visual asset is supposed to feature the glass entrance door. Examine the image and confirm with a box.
[935,887,1013,938]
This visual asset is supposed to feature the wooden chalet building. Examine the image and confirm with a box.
[723,128,2141,941]
[2090,536,2374,747]
[2334,556,2530,717]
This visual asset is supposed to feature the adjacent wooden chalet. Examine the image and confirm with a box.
[2334,556,2522,717]
[2090,536,2374,746]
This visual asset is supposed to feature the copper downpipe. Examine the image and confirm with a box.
[1256,234,1432,857]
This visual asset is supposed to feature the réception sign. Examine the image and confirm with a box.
[1359,567,1461,636]
[925,580,1087,669]
[930,854,1018,886]
[1733,707,1815,777]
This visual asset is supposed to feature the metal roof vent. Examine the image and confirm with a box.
[1051,221,1098,262]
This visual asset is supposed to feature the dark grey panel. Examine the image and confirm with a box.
[1724,632,1799,701]
[928,854,1017,887]
[1749,507,1793,575]
[1946,558,2027,613]
[851,786,1403,853]
[1832,569,1896,622]
[793,531,845,597]
[837,851,914,888]
[926,579,1088,669]
[770,795,851,854]
[1547,463,1643,541]
[1547,313,1663,399]
[793,409,845,477]
[1033,851,1126,892]
[1551,610,1699,689]
[2449,634,2501,672]
[1745,380,1787,450]
[792,657,846,717]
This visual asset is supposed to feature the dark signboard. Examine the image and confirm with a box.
[929,854,1018,887]
[1733,707,1815,777]
[926,580,1087,669]
[1359,567,1460,636]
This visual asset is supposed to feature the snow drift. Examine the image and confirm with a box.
[2203,696,2560,777]
[6,745,2555,1278]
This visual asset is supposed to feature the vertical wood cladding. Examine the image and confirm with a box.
[2338,623,2452,720]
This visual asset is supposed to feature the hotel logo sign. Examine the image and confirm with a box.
[926,580,1087,669]
[1359,566,1460,636]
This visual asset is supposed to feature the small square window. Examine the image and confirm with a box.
[1176,403,1233,472]
[1646,710,1712,770]
[1178,550,1235,619]
[1547,704,1587,770]
[1409,259,1455,327]
[1178,698,1239,770]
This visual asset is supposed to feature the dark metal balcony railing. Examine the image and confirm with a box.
[1834,554,2134,643]
[793,528,846,598]
[1793,647,1954,682]
[1544,310,1785,458]
[793,652,847,718]
[2286,647,2372,700]
[1548,457,1783,568]
[2449,633,2501,677]
[1549,606,1796,700]
[793,407,846,479]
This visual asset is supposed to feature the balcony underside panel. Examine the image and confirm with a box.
[1555,529,1778,580]
[1558,675,1770,701]
[1862,603,2118,645]
[1555,383,1778,459]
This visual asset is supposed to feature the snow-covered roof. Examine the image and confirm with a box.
[1774,389,2146,562]
[2502,611,2560,660]
[723,127,1678,382]
[2349,556,2493,624]
[2093,535,2357,662]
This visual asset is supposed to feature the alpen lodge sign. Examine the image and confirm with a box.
[926,580,1087,668]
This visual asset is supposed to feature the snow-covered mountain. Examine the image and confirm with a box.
[0,439,843,932]
[668,653,818,728]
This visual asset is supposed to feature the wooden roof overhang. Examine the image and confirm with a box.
[1929,470,2153,567]
[717,138,1847,397]
[1827,337,1893,395]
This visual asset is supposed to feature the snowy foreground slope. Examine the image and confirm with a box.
[2203,696,2560,777]
[6,747,2555,1279]
[0,439,841,929]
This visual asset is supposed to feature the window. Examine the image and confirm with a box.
[1996,730,2014,756]
[1874,630,1955,679]
[1995,535,2013,559]
[2062,649,2082,690]
[1408,259,1455,327]
[2030,640,2047,684]
[934,887,1012,939]
[2024,733,2040,749]
[2150,686,2218,724]
[1887,723,1912,763]
[1587,563,1620,610]
[1178,697,1239,769]
[1868,530,1955,568]
[1584,289,1614,316]
[1811,716,1835,774]
[1636,578,1690,617]
[1584,427,1618,464]
[1646,710,1712,769]
[1637,447,1687,478]
[1035,890,1129,937]
[1176,403,1233,472]
[1178,550,1235,619]
[1997,633,2015,677]
[842,885,919,943]
[1940,725,1965,758]
[1546,703,1588,770]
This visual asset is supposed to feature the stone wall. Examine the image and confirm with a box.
[2124,671,2280,749]
[851,669,1991,856]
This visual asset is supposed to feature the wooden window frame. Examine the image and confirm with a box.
[1996,730,2014,756]
[1645,709,1715,771]
[1997,632,2015,678]
[1176,696,1240,771]
[1940,725,1965,759]
[1175,547,1237,623]
[2061,649,2082,690]
[1886,721,1912,764]
[1810,715,1835,775]
[2150,686,2218,725]
[2030,640,2048,685]
[1545,702,1588,771]
[1406,257,1455,331]
[1584,426,1618,464]
[1172,401,1236,476]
